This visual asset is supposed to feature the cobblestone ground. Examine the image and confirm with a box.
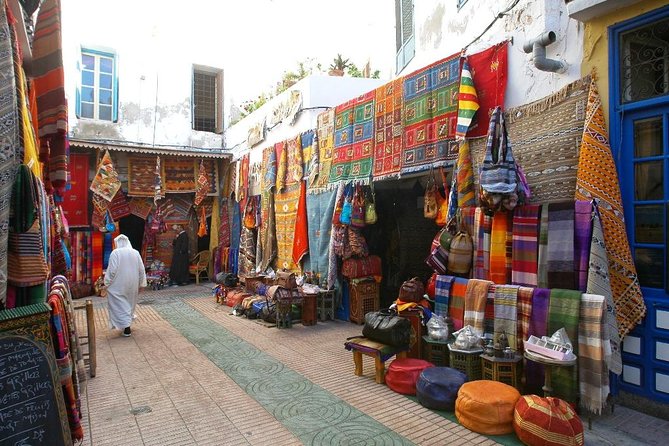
[72,285,669,445]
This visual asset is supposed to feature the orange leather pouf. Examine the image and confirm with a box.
[455,380,521,435]
[513,395,584,446]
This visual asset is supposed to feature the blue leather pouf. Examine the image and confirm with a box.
[416,366,467,411]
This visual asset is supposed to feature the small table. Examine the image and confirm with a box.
[524,350,577,397]
[344,336,408,384]
[481,354,523,391]
[422,336,450,366]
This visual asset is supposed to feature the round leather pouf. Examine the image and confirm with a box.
[513,395,584,446]
[385,358,434,395]
[455,380,521,435]
[416,367,467,411]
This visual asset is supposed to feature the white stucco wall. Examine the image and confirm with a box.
[61,1,224,150]
[403,0,584,108]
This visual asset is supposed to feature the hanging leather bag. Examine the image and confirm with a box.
[447,212,474,275]
[362,309,412,349]
[398,277,425,303]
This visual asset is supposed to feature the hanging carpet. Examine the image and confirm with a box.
[164,158,196,193]
[61,153,89,227]
[309,109,335,192]
[128,155,159,197]
[305,188,337,284]
[373,77,404,180]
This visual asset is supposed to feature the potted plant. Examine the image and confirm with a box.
[329,54,350,76]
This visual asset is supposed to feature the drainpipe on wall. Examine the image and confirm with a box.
[523,31,568,74]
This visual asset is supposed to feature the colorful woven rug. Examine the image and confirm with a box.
[511,204,540,286]
[470,76,590,204]
[108,189,131,220]
[466,41,508,138]
[292,181,309,265]
[547,201,575,290]
[494,285,519,350]
[128,155,159,197]
[90,150,121,202]
[490,211,512,284]
[401,53,461,174]
[262,145,277,192]
[238,154,250,200]
[274,182,301,272]
[202,159,219,196]
[435,275,455,316]
[526,288,550,394]
[548,288,581,404]
[537,205,549,288]
[330,91,375,184]
[516,286,534,353]
[310,109,335,192]
[164,158,196,193]
[575,79,645,338]
[128,198,153,220]
[219,199,231,249]
[575,200,593,292]
[61,153,89,227]
[373,78,404,180]
[449,277,469,332]
[301,130,316,181]
[305,189,337,281]
[275,141,287,192]
[475,210,493,280]
[194,161,210,206]
[287,135,304,185]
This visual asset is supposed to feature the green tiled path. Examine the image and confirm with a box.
[153,300,414,446]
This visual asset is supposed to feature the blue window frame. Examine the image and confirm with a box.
[76,48,118,122]
[395,0,415,74]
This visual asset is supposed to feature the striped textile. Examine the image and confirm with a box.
[275,141,287,192]
[537,205,549,288]
[494,285,519,350]
[512,204,541,286]
[463,279,491,335]
[456,141,476,208]
[309,109,335,192]
[32,0,68,192]
[484,284,496,338]
[455,58,480,140]
[194,160,210,206]
[574,201,593,292]
[575,79,645,338]
[475,211,493,280]
[548,288,581,404]
[526,288,551,394]
[301,130,316,180]
[547,202,575,290]
[490,211,511,284]
[517,287,534,353]
[262,144,277,192]
[588,203,622,375]
[449,278,469,331]
[274,183,301,272]
[373,78,404,180]
[435,275,455,316]
[579,293,609,415]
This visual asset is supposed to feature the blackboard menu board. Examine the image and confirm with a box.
[0,304,71,446]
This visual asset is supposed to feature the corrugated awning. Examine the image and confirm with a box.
[70,139,232,159]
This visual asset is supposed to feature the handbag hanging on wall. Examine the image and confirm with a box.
[350,184,366,228]
[340,183,353,225]
[243,198,256,229]
[365,183,377,224]
[424,171,438,219]
[447,211,473,275]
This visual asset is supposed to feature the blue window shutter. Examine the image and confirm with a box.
[112,55,119,122]
[75,59,81,118]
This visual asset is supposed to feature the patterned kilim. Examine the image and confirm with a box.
[517,286,534,353]
[292,181,309,265]
[305,189,337,281]
[286,135,304,184]
[128,155,159,197]
[455,58,479,140]
[456,141,476,208]
[575,200,593,292]
[202,159,219,195]
[301,130,315,180]
[90,150,121,202]
[262,145,277,192]
[463,279,491,335]
[274,183,301,272]
[547,202,575,290]
[466,42,508,138]
[128,198,153,220]
[373,78,404,180]
[108,189,131,220]
[548,288,581,404]
[401,53,461,174]
[310,109,335,192]
[575,79,645,338]
[512,204,541,286]
[238,154,250,200]
[164,158,196,193]
[275,141,287,191]
[470,76,590,204]
[194,161,210,206]
[61,154,89,227]
[330,91,375,184]
[259,147,277,270]
[493,285,519,350]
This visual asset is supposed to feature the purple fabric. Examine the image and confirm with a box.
[574,200,593,292]
[525,288,550,394]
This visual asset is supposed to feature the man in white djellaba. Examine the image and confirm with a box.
[104,234,147,336]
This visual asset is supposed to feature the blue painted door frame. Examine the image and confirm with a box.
[609,4,669,403]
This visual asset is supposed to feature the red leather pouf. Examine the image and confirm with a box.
[513,395,584,446]
[385,358,434,395]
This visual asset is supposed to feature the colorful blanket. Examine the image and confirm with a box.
[402,53,460,174]
[61,154,89,227]
[373,78,404,180]
[239,154,250,200]
[588,203,622,375]
[449,278,468,332]
[484,284,496,338]
[262,145,277,192]
[306,189,337,282]
[128,155,159,197]
[547,202,575,290]
[330,91,375,184]
[493,285,519,350]
[455,58,479,140]
[512,204,540,286]
[548,288,581,403]
[129,198,153,220]
[108,189,131,220]
[579,293,609,414]
[463,279,490,335]
[435,275,455,317]
[164,158,196,193]
[301,130,316,181]
[475,211,493,280]
[526,288,550,394]
[258,189,276,271]
[466,42,508,138]
[194,161,210,206]
[292,181,309,265]
[517,286,534,353]
[310,109,335,192]
[275,141,287,191]
[456,141,476,208]
[575,79,646,337]
[202,159,219,196]
[287,135,304,185]
[274,182,301,272]
[575,200,593,292]
[490,211,512,284]
[537,205,549,288]
[219,199,231,249]
[90,150,121,201]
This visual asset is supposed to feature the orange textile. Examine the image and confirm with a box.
[292,180,309,265]
[489,212,511,284]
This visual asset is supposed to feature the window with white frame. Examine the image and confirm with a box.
[192,65,223,133]
[457,0,469,9]
[79,49,117,121]
[395,0,415,74]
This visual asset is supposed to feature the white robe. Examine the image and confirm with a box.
[104,236,147,330]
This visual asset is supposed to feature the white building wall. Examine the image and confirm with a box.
[404,0,584,108]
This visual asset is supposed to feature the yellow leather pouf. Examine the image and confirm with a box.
[455,380,521,435]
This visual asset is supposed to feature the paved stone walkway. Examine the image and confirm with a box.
[73,285,669,445]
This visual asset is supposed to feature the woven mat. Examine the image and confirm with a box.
[128,155,159,197]
[471,76,591,204]
[164,158,196,193]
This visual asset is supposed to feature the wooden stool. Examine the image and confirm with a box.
[344,336,408,384]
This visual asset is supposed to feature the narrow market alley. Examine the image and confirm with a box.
[73,285,669,446]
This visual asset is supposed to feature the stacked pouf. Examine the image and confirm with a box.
[455,380,521,435]
[385,358,434,395]
[513,395,584,446]
[416,367,467,411]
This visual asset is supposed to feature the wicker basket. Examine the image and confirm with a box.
[448,344,483,380]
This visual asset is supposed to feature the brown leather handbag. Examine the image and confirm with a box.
[398,277,425,303]
[277,270,297,289]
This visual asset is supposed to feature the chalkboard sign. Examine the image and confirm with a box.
[0,304,71,446]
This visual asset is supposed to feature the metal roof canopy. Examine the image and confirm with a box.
[69,138,231,159]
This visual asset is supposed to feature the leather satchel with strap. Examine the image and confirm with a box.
[398,277,425,303]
